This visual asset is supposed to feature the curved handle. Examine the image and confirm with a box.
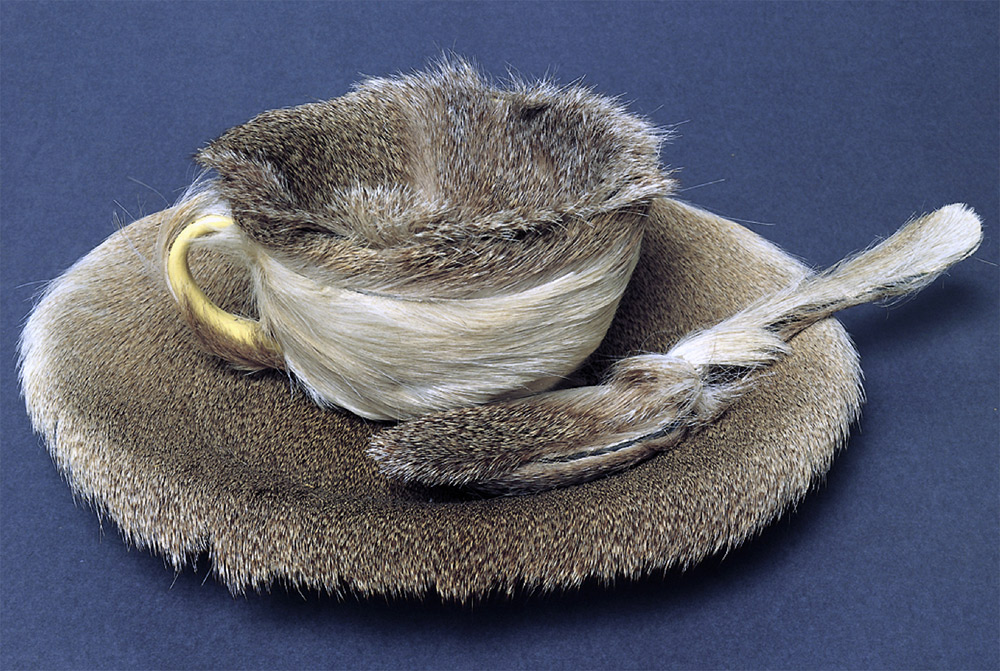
[166,214,283,363]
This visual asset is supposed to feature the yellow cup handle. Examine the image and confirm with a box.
[166,215,283,362]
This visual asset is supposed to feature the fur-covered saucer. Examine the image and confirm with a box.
[19,63,979,600]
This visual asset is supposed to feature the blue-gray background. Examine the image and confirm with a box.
[2,2,997,669]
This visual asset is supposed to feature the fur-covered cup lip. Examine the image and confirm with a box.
[196,61,674,280]
[19,197,867,600]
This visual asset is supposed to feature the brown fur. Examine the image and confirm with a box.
[20,61,980,597]
[196,61,673,298]
[371,205,980,495]
[160,62,672,420]
[19,198,864,599]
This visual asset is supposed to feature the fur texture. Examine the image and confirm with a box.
[371,205,981,494]
[20,198,867,599]
[17,61,980,598]
[162,62,672,420]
